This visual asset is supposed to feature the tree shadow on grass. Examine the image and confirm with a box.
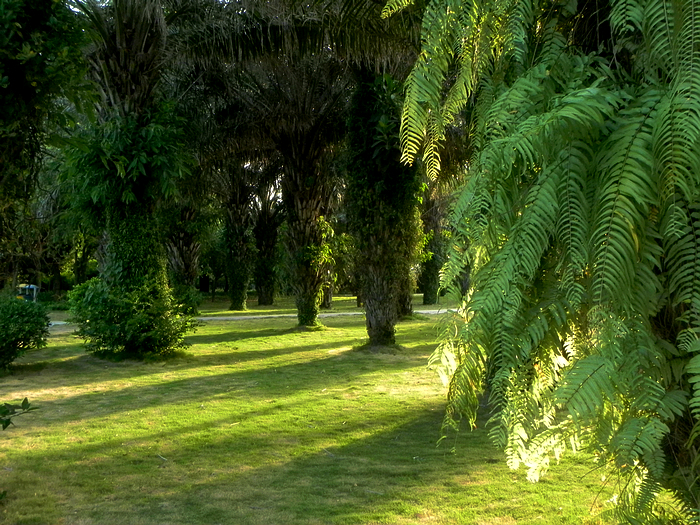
[11,404,601,525]
[8,311,373,382]
[184,326,292,345]
[7,314,435,393]
[4,333,369,391]
[4,340,428,426]
[3,403,506,525]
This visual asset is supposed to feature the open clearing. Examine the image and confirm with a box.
[0,302,612,524]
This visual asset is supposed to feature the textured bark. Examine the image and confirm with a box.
[397,286,414,318]
[346,73,423,346]
[227,264,249,310]
[363,263,398,346]
[215,164,256,311]
[281,157,334,326]
[257,284,275,306]
[296,283,321,326]
[255,55,347,326]
[321,279,333,309]
[166,208,203,313]
[165,208,202,288]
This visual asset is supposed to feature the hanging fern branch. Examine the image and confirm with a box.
[393,0,700,517]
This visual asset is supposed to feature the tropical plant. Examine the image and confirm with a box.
[231,53,350,326]
[252,160,285,306]
[68,277,197,359]
[66,0,197,357]
[217,162,257,311]
[388,0,700,520]
[201,0,423,325]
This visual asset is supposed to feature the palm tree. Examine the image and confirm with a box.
[209,0,424,327]
[68,0,195,357]
[252,160,285,306]
[229,53,350,325]
[346,70,423,346]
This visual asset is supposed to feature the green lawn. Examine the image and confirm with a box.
[1,305,612,524]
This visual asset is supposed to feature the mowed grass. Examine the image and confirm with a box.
[1,308,612,525]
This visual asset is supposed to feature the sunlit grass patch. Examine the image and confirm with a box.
[1,313,612,524]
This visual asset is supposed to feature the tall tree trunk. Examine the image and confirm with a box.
[421,250,441,305]
[224,211,254,311]
[346,73,422,344]
[165,207,202,314]
[397,285,414,318]
[363,258,399,346]
[282,162,333,327]
[321,281,333,309]
[253,204,282,306]
[420,194,445,305]
[320,266,333,309]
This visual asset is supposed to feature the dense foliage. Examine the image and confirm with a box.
[62,0,200,357]
[66,108,195,357]
[0,297,49,369]
[0,0,87,280]
[69,277,197,359]
[389,0,700,519]
[0,0,86,188]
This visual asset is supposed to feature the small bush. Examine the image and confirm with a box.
[0,298,50,370]
[69,278,197,359]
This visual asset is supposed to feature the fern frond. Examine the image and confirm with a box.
[611,0,645,35]
[555,140,592,310]
[591,94,656,308]
[554,355,616,421]
[664,202,700,317]
[611,416,668,479]
[506,0,535,69]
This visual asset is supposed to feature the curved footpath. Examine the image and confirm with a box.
[49,307,453,326]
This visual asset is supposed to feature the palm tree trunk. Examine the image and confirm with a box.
[253,203,282,306]
[363,264,398,346]
[224,213,254,311]
[282,163,332,327]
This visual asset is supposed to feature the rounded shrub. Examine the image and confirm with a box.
[69,277,197,360]
[0,297,50,370]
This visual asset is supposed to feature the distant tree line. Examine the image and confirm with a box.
[0,0,465,354]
